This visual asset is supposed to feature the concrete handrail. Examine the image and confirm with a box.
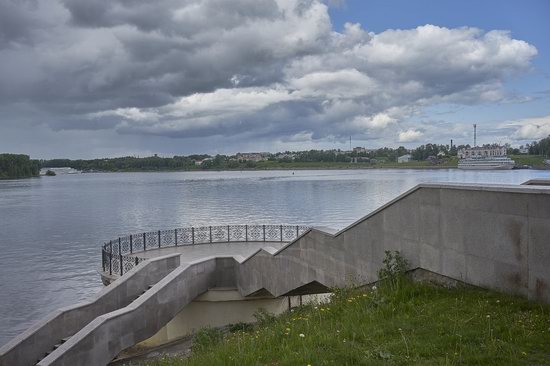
[0,254,181,366]
[521,179,550,186]
[37,257,235,366]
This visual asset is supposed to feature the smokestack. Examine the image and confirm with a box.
[473,124,477,147]
[450,139,453,150]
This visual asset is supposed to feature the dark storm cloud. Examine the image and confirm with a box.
[0,0,540,157]
[63,0,281,32]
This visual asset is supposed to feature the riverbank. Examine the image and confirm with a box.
[145,281,550,366]
[77,160,460,172]
[81,165,458,173]
[54,155,550,173]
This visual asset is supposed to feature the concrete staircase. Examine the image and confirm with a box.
[0,254,181,366]
[2,182,550,366]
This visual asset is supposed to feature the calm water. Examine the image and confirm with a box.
[1,169,549,345]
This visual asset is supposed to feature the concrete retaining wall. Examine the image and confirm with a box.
[0,254,180,366]
[237,183,550,303]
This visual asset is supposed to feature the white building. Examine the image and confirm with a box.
[194,158,212,166]
[458,145,507,159]
[236,152,270,162]
[397,154,412,163]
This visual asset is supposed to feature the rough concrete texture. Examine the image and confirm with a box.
[0,254,181,366]
[521,178,550,186]
[38,257,231,366]
[237,183,550,304]
[3,182,550,366]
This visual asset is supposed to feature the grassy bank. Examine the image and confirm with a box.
[253,158,458,170]
[147,281,550,366]
[510,155,547,167]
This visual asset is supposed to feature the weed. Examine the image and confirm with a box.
[377,250,409,292]
[191,327,223,352]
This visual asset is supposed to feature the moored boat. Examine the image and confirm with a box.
[457,156,515,170]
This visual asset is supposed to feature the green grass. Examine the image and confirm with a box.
[146,281,550,366]
[510,155,547,167]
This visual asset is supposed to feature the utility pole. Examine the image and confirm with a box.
[473,124,477,147]
[349,136,352,152]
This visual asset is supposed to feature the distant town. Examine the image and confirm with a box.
[1,136,549,179]
[37,136,550,173]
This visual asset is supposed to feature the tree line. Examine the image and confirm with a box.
[10,135,550,174]
[526,136,550,156]
[41,155,200,171]
[0,154,41,179]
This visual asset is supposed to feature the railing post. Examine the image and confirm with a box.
[296,225,299,238]
[245,225,248,242]
[209,226,212,243]
[175,228,178,246]
[109,241,112,276]
[119,237,123,276]
[135,257,139,266]
[227,225,230,242]
[143,232,146,252]
[280,225,283,242]
[130,234,133,254]
[192,227,195,244]
[102,247,106,272]
[263,225,266,242]
[158,230,161,248]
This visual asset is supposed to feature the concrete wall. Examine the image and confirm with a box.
[522,179,550,186]
[0,253,180,366]
[138,289,288,348]
[237,183,550,303]
[133,290,329,350]
[37,257,235,366]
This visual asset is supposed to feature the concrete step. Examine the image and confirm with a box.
[36,337,71,364]
[134,285,154,300]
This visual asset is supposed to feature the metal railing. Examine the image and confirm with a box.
[101,224,309,277]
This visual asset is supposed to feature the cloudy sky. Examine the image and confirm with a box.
[1,0,549,158]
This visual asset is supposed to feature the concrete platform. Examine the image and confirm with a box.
[101,242,286,284]
[133,241,286,262]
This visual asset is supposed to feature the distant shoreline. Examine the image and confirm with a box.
[76,165,458,174]
[75,165,549,174]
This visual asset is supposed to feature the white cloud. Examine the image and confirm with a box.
[398,129,424,142]
[168,87,293,118]
[0,0,541,155]
[506,116,550,140]
[90,107,159,122]
[351,113,396,129]
[290,69,375,99]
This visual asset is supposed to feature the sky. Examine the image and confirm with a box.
[0,0,549,159]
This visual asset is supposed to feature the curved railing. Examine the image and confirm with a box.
[101,224,309,277]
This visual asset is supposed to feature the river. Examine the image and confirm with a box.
[1,168,549,345]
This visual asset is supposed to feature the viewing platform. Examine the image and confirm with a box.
[100,225,309,284]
